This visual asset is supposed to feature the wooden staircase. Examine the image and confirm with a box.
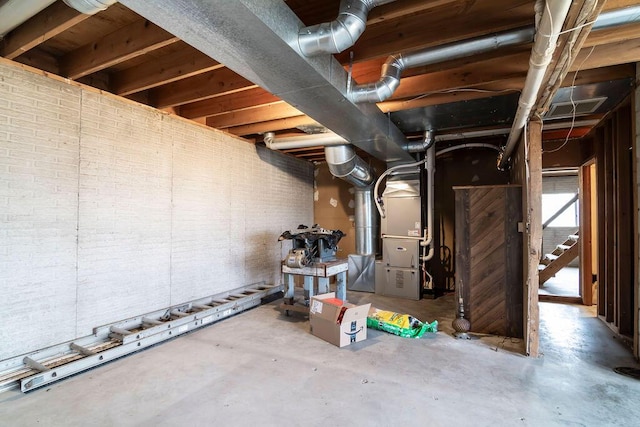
[538,231,579,286]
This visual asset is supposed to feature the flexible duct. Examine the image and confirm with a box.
[63,0,117,15]
[349,27,535,103]
[298,0,396,56]
[497,0,572,169]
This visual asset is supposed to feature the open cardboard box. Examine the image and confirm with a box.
[309,292,371,347]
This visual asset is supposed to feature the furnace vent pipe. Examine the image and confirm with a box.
[324,144,375,189]
[349,27,535,103]
[298,0,396,56]
[63,0,117,14]
[263,132,347,150]
[324,144,377,256]
[405,129,436,153]
[497,0,572,169]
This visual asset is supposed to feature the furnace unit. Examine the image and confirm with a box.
[375,177,422,300]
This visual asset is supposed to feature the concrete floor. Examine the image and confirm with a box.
[1,291,639,426]
[539,267,580,298]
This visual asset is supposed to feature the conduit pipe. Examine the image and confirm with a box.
[63,0,118,14]
[263,132,347,150]
[436,143,502,157]
[298,0,396,56]
[349,27,536,103]
[497,0,572,169]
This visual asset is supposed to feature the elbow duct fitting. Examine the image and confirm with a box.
[63,0,117,14]
[298,0,396,56]
[325,145,375,188]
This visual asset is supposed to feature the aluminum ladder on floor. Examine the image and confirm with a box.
[0,282,282,394]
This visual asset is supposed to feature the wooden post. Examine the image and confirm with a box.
[616,105,633,336]
[580,161,593,306]
[526,119,542,357]
[634,63,640,360]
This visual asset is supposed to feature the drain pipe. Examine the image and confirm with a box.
[63,0,118,14]
[298,0,396,56]
[497,0,572,169]
[349,27,535,103]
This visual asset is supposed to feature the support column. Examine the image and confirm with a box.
[526,119,543,357]
[634,62,640,359]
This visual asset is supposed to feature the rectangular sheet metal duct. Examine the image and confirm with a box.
[119,0,413,163]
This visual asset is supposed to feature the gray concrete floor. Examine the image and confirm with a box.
[539,267,580,297]
[1,291,639,426]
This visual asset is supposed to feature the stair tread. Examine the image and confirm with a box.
[568,234,579,241]
[557,244,572,250]
[544,253,559,261]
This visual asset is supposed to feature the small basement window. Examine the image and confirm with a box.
[542,193,579,227]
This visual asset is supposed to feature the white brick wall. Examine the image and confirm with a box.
[0,64,81,357]
[0,61,313,360]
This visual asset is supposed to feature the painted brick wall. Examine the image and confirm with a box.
[0,63,81,358]
[0,61,313,360]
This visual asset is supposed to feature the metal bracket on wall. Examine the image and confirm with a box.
[0,282,282,394]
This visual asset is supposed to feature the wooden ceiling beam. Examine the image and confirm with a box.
[225,116,318,136]
[60,18,179,79]
[181,87,280,120]
[367,0,464,25]
[206,102,303,129]
[562,63,635,86]
[570,38,640,71]
[150,68,256,109]
[1,1,89,60]
[111,43,222,95]
[584,22,640,48]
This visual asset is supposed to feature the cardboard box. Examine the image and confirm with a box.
[309,293,371,347]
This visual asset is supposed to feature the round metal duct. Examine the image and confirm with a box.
[63,0,117,15]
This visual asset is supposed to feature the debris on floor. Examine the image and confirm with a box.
[367,308,438,338]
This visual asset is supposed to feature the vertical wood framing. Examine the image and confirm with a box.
[596,127,607,317]
[580,161,594,306]
[634,63,640,359]
[604,122,616,324]
[526,120,542,357]
[616,104,633,336]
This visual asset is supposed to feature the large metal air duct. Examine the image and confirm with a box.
[349,27,535,103]
[0,0,56,36]
[298,0,396,56]
[63,0,118,15]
